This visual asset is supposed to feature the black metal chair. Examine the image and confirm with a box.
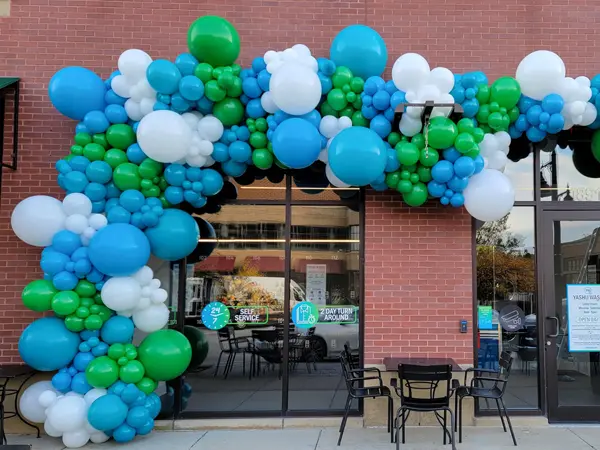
[454,351,517,446]
[290,328,317,373]
[213,327,248,379]
[343,342,360,369]
[338,350,393,446]
[391,364,456,450]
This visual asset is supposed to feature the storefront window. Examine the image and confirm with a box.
[475,207,538,410]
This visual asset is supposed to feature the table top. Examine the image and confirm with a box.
[383,357,462,372]
[0,364,35,378]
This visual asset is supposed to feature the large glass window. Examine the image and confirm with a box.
[475,207,539,410]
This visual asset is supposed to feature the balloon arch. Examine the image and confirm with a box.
[10,15,600,449]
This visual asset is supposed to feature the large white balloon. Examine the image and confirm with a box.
[132,303,170,333]
[137,110,192,163]
[11,196,66,247]
[101,277,142,312]
[392,53,430,92]
[464,169,515,221]
[19,381,55,423]
[270,63,322,115]
[516,50,566,101]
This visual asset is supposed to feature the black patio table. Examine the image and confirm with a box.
[0,365,40,445]
[383,357,462,372]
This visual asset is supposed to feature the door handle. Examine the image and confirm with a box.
[547,316,559,338]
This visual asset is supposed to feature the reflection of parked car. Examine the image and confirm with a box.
[298,323,359,361]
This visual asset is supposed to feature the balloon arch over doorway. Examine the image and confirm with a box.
[10,15,600,449]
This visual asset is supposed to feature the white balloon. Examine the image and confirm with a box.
[479,134,499,158]
[580,103,598,126]
[83,388,107,406]
[487,152,508,171]
[318,148,329,163]
[62,193,92,217]
[151,288,168,304]
[464,169,515,221]
[392,53,431,92]
[292,43,312,58]
[124,99,143,121]
[433,92,455,117]
[111,75,132,98]
[39,390,58,408]
[101,277,142,312]
[264,50,278,64]
[19,381,55,423]
[65,214,89,235]
[133,303,170,333]
[48,395,87,433]
[270,63,322,115]
[137,297,151,311]
[118,49,152,81]
[62,430,90,448]
[399,114,422,137]
[516,50,565,101]
[428,67,454,93]
[495,131,512,153]
[319,116,338,138]
[90,432,110,444]
[133,265,154,285]
[11,196,66,247]
[137,110,192,163]
[338,116,352,130]
[88,214,108,230]
[260,91,279,114]
[325,164,350,188]
[139,97,156,117]
[45,420,63,438]
[197,116,224,142]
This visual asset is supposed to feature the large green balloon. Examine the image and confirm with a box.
[138,329,192,381]
[113,162,141,191]
[592,130,600,163]
[213,98,244,127]
[396,142,420,165]
[86,356,119,388]
[183,326,210,371]
[426,117,458,150]
[490,77,521,110]
[106,124,136,150]
[403,182,428,207]
[51,291,80,316]
[22,280,56,312]
[187,16,241,67]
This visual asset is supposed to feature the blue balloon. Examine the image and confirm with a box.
[105,89,126,106]
[442,147,461,163]
[390,91,406,109]
[70,156,90,172]
[462,99,479,118]
[454,156,476,178]
[52,230,81,256]
[179,76,204,101]
[49,67,106,120]
[164,186,184,205]
[71,372,92,395]
[229,141,252,163]
[318,72,333,94]
[85,160,112,184]
[53,271,79,290]
[175,53,199,76]
[526,126,546,143]
[372,90,391,111]
[201,169,224,196]
[257,70,271,92]
[136,419,154,436]
[145,209,199,261]
[431,160,455,183]
[73,352,95,372]
[330,25,387,79]
[41,250,69,274]
[121,384,142,405]
[164,164,187,186]
[526,104,543,126]
[19,317,80,371]
[88,224,150,276]
[473,155,485,174]
[85,183,107,202]
[105,104,128,124]
[242,77,262,99]
[126,406,151,429]
[196,97,214,115]
[101,316,134,344]
[364,77,384,96]
[91,199,107,214]
[328,127,387,186]
[113,424,136,443]
[427,180,447,198]
[88,394,128,431]
[63,171,89,193]
[83,111,110,134]
[547,113,565,134]
[52,371,72,392]
[212,142,230,163]
[300,110,322,129]
[146,393,162,419]
[542,93,564,115]
[369,114,392,138]
[171,93,192,113]
[450,193,465,208]
[317,57,336,77]
[272,118,322,169]
[385,149,400,172]
[222,160,247,177]
[514,114,530,132]
[448,176,469,192]
[146,60,181,94]
[119,190,146,212]
[246,98,266,118]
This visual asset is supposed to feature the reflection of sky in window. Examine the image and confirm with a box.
[505,152,533,201]
[540,146,600,201]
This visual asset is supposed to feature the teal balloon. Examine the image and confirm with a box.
[145,209,199,261]
[330,25,388,79]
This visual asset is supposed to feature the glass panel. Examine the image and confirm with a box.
[505,148,534,201]
[541,145,600,202]
[232,170,286,201]
[183,204,285,413]
[475,207,539,409]
[552,220,600,407]
[288,205,360,411]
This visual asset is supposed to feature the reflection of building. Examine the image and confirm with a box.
[559,228,600,285]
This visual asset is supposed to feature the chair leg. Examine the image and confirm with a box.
[402,410,408,444]
[446,408,457,450]
[242,351,246,376]
[443,410,447,445]
[224,353,234,379]
[459,396,464,444]
[500,398,517,446]
[337,394,352,446]
[387,396,393,442]
[214,351,224,377]
[454,391,459,432]
[495,399,507,432]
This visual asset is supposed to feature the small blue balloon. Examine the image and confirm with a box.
[146,60,181,95]
[246,98,265,118]
[113,424,136,443]
[330,25,387,79]
[542,93,564,115]
[91,199,107,214]
[526,126,546,143]
[370,114,392,138]
[107,205,131,224]
[41,250,69,274]
[317,57,336,77]
[92,342,109,357]
[52,230,81,256]
[105,104,128,124]
[462,99,479,118]
[136,419,154,436]
[318,72,333,94]
[101,316,135,345]
[453,156,476,178]
[390,91,406,109]
[85,160,112,184]
[145,209,199,261]
[105,89,127,106]
[385,148,400,172]
[171,93,191,113]
[272,118,322,169]
[83,111,110,134]
[88,224,150,276]
[126,406,151,429]
[164,186,184,205]
[201,169,224,196]
[431,160,455,183]
[73,352,95,372]
[363,76,385,96]
[19,317,80,371]
[547,113,565,134]
[229,141,252,163]
[450,193,465,208]
[448,176,469,192]
[49,67,107,120]
[88,394,129,431]
[442,147,461,163]
[518,96,539,113]
[119,189,146,212]
[473,155,485,174]
[300,110,322,129]
[52,371,72,392]
[70,156,90,172]
[63,171,89,193]
[372,90,391,111]
[85,182,107,202]
[242,77,262,99]
[427,180,447,198]
[53,271,79,290]
[164,164,187,186]
[361,105,378,120]
[175,53,199,76]
[71,372,92,395]
[257,70,271,92]
[222,160,247,177]
[179,75,204,101]
[196,97,214,114]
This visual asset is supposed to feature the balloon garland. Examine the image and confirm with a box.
[9,14,600,449]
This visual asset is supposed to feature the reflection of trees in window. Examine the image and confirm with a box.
[476,216,535,303]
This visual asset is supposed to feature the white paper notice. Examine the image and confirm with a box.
[567,284,600,352]
[306,264,327,305]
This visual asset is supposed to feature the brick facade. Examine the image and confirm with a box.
[0,0,599,364]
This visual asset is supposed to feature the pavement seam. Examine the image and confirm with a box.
[313,429,323,450]
[188,431,209,449]
[567,428,598,449]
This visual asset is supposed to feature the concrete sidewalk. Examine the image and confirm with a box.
[8,426,600,450]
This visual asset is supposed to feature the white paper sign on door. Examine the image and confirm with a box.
[306,264,327,305]
[567,284,600,352]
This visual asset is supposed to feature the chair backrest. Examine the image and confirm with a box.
[217,327,231,351]
[343,342,359,369]
[397,363,452,407]
[339,351,358,394]
[497,351,514,394]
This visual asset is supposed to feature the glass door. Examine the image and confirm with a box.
[542,210,600,421]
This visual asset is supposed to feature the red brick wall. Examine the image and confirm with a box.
[0,0,599,364]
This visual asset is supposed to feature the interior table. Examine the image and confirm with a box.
[0,365,40,445]
[383,357,462,372]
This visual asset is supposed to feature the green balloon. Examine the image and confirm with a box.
[350,76,365,94]
[327,88,348,111]
[457,118,475,134]
[490,77,521,109]
[320,101,338,117]
[388,132,401,148]
[113,163,141,191]
[108,343,126,361]
[409,173,420,184]
[106,124,136,150]
[86,356,119,388]
[70,145,84,156]
[80,298,94,308]
[194,63,214,84]
[419,148,439,167]
[136,377,158,395]
[84,315,104,330]
[476,84,490,104]
[213,98,244,127]
[403,164,417,173]
[75,306,90,319]
[187,16,240,67]
[252,149,273,169]
[397,180,413,194]
[508,107,520,123]
[120,360,145,384]
[411,134,426,150]
[75,280,96,298]
[455,133,476,153]
[403,182,428,207]
[472,127,485,144]
[332,67,353,89]
[104,149,128,169]
[396,143,420,165]
[476,104,491,124]
[22,280,56,312]
[96,305,112,322]
[249,132,267,149]
[255,118,267,132]
[426,117,458,150]
[385,171,401,189]
[204,80,227,102]
[75,132,92,147]
[51,291,80,316]
[339,106,353,118]
[218,71,234,89]
[227,77,243,98]
[416,166,432,183]
[125,344,138,360]
[138,329,192,381]
[64,316,85,333]
[346,91,357,103]
[351,111,368,127]
[592,130,600,163]
[83,143,106,161]
[138,158,163,179]
[183,326,210,370]
[93,134,109,149]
